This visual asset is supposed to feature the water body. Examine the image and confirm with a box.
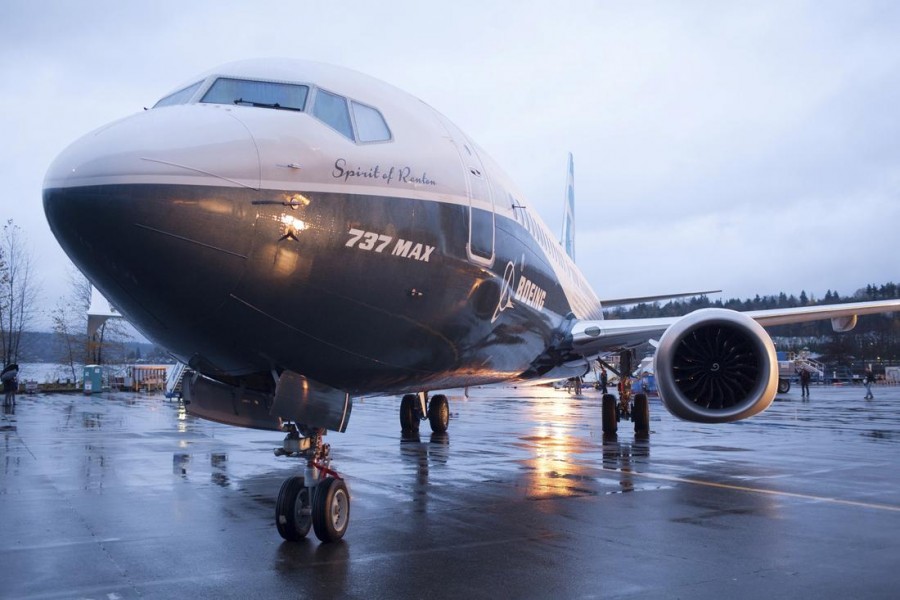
[14,362,175,384]
[13,362,78,384]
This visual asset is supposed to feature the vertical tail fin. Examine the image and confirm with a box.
[561,152,576,262]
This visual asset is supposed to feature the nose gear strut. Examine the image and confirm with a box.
[274,424,350,543]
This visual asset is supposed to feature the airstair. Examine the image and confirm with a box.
[165,362,189,399]
[787,351,825,379]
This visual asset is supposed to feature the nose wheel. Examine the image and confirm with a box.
[275,426,350,543]
[312,477,350,541]
[275,476,312,541]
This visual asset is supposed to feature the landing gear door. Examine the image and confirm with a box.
[460,142,495,267]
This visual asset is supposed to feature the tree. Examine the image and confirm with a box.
[50,267,92,382]
[51,266,131,371]
[0,220,39,366]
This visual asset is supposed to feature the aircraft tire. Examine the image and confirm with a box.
[602,394,618,435]
[633,393,650,433]
[275,476,311,541]
[428,394,450,433]
[400,394,419,432]
[312,477,350,543]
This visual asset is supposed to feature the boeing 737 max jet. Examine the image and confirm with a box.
[42,59,900,543]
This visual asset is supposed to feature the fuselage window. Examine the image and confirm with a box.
[313,89,354,140]
[201,78,308,111]
[351,101,391,142]
[153,81,203,108]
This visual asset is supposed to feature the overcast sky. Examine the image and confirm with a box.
[2,1,899,329]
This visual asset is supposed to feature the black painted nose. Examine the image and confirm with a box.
[43,106,261,360]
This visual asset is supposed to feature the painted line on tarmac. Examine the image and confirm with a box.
[605,469,900,513]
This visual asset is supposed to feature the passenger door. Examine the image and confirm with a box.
[459,140,495,266]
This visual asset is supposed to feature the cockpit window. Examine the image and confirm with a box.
[173,76,390,144]
[201,78,308,111]
[351,101,391,142]
[313,89,354,140]
[153,81,203,108]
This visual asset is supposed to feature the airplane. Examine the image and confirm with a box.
[43,58,900,543]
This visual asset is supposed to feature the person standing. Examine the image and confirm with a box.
[864,366,875,400]
[2,364,19,407]
[599,365,608,395]
[799,368,811,399]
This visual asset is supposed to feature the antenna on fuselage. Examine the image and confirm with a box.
[560,152,576,262]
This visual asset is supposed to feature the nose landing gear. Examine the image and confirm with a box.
[275,425,349,543]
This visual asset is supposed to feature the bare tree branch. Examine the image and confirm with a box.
[0,220,40,366]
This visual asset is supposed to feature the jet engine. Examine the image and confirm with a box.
[654,308,778,423]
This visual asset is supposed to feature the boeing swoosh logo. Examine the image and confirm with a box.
[491,261,516,323]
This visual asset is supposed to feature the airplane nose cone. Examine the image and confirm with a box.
[44,104,260,190]
[43,106,261,362]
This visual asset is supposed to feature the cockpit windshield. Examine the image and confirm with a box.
[154,74,392,144]
[201,78,309,111]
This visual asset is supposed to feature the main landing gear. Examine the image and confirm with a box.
[602,392,649,435]
[274,425,349,543]
[400,392,450,433]
[601,350,650,436]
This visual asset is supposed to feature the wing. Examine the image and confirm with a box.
[566,298,900,425]
[569,299,900,357]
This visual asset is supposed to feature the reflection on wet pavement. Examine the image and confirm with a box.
[2,385,900,598]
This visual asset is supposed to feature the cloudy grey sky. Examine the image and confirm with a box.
[2,0,899,328]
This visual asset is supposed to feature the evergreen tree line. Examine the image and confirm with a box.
[605,283,900,365]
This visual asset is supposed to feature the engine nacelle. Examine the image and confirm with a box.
[654,308,778,423]
[183,370,352,432]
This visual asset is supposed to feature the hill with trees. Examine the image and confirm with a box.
[13,331,168,364]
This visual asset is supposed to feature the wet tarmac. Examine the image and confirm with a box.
[2,384,899,599]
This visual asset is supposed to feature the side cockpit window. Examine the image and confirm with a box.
[312,89,355,140]
[201,78,308,111]
[351,101,391,142]
[153,81,203,108]
[310,92,392,143]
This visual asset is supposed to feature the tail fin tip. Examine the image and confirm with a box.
[561,152,575,262]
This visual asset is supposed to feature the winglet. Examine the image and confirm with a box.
[561,152,575,262]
